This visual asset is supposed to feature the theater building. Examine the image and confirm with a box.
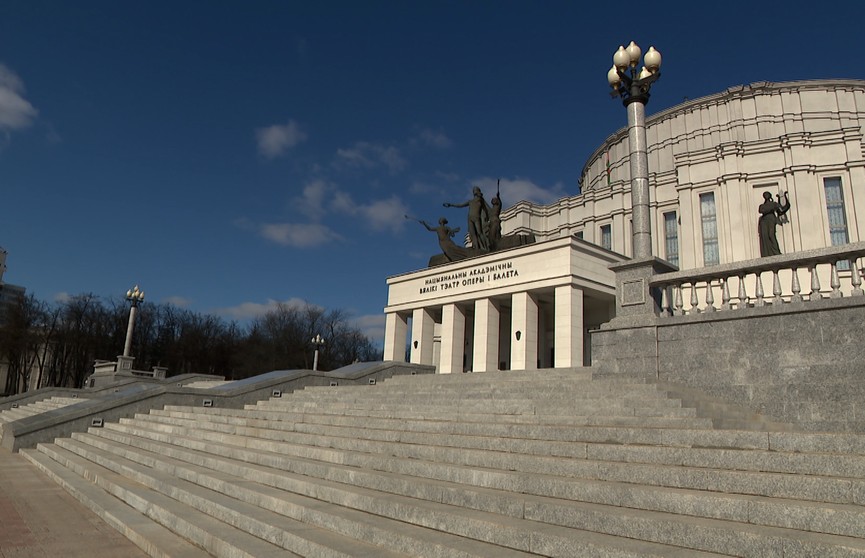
[383,79,865,372]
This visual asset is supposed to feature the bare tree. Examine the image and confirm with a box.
[3,292,380,389]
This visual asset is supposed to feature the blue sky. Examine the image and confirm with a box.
[0,0,860,345]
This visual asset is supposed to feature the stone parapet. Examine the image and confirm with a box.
[592,295,865,432]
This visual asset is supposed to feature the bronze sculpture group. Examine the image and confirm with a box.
[413,183,533,267]
[415,185,792,266]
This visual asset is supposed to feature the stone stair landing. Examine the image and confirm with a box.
[20,368,865,557]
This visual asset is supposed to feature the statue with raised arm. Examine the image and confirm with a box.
[758,191,791,256]
[443,186,490,252]
[416,217,472,263]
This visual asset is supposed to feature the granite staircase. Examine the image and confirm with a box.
[20,368,865,557]
[0,396,82,426]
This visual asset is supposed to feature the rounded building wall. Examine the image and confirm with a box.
[501,79,865,271]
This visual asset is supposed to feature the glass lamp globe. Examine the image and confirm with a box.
[607,65,621,87]
[613,46,630,72]
[644,46,662,72]
[625,41,642,67]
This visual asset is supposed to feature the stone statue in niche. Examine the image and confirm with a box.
[758,191,791,257]
[414,182,536,267]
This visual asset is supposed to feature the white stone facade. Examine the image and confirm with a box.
[384,80,865,373]
[502,80,865,271]
[383,238,624,372]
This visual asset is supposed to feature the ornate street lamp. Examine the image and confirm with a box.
[311,333,325,371]
[607,41,662,260]
[123,285,145,357]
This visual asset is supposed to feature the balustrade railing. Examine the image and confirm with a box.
[650,242,865,316]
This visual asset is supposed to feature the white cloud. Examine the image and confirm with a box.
[256,120,307,158]
[357,196,410,232]
[351,313,386,346]
[415,128,452,149]
[215,297,310,321]
[325,191,409,232]
[0,64,37,131]
[336,141,407,173]
[295,179,331,219]
[287,179,410,234]
[471,177,567,206]
[53,292,71,303]
[259,222,343,248]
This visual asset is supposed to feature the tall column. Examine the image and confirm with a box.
[123,305,138,357]
[439,303,465,374]
[383,312,408,362]
[510,291,538,370]
[627,98,652,259]
[410,308,435,366]
[555,285,584,368]
[473,298,499,373]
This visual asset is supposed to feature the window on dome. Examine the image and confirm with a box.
[824,177,850,269]
[700,193,719,266]
[663,212,679,267]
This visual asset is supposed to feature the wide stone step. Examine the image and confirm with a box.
[29,442,297,558]
[161,405,747,448]
[49,437,418,558]
[379,369,607,386]
[79,422,865,556]
[20,447,214,558]
[162,404,709,429]
[0,407,34,420]
[140,410,865,478]
[253,398,689,417]
[247,402,699,420]
[104,418,865,507]
[71,428,732,557]
[289,386,669,403]
[118,414,865,535]
[59,433,580,558]
[300,379,659,395]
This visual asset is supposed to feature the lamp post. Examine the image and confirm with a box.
[123,285,145,357]
[311,334,325,371]
[607,41,662,260]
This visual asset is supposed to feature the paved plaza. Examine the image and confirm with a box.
[0,448,147,558]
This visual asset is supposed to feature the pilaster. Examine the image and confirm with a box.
[410,308,435,366]
[439,303,466,374]
[473,298,499,373]
[510,291,538,370]
[383,312,408,362]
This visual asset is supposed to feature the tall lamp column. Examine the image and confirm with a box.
[123,285,145,357]
[311,334,325,371]
[607,41,662,259]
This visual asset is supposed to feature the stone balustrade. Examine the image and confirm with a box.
[650,242,865,316]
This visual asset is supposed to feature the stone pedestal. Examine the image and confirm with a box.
[607,257,678,327]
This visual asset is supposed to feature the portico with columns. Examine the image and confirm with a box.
[383,237,626,373]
